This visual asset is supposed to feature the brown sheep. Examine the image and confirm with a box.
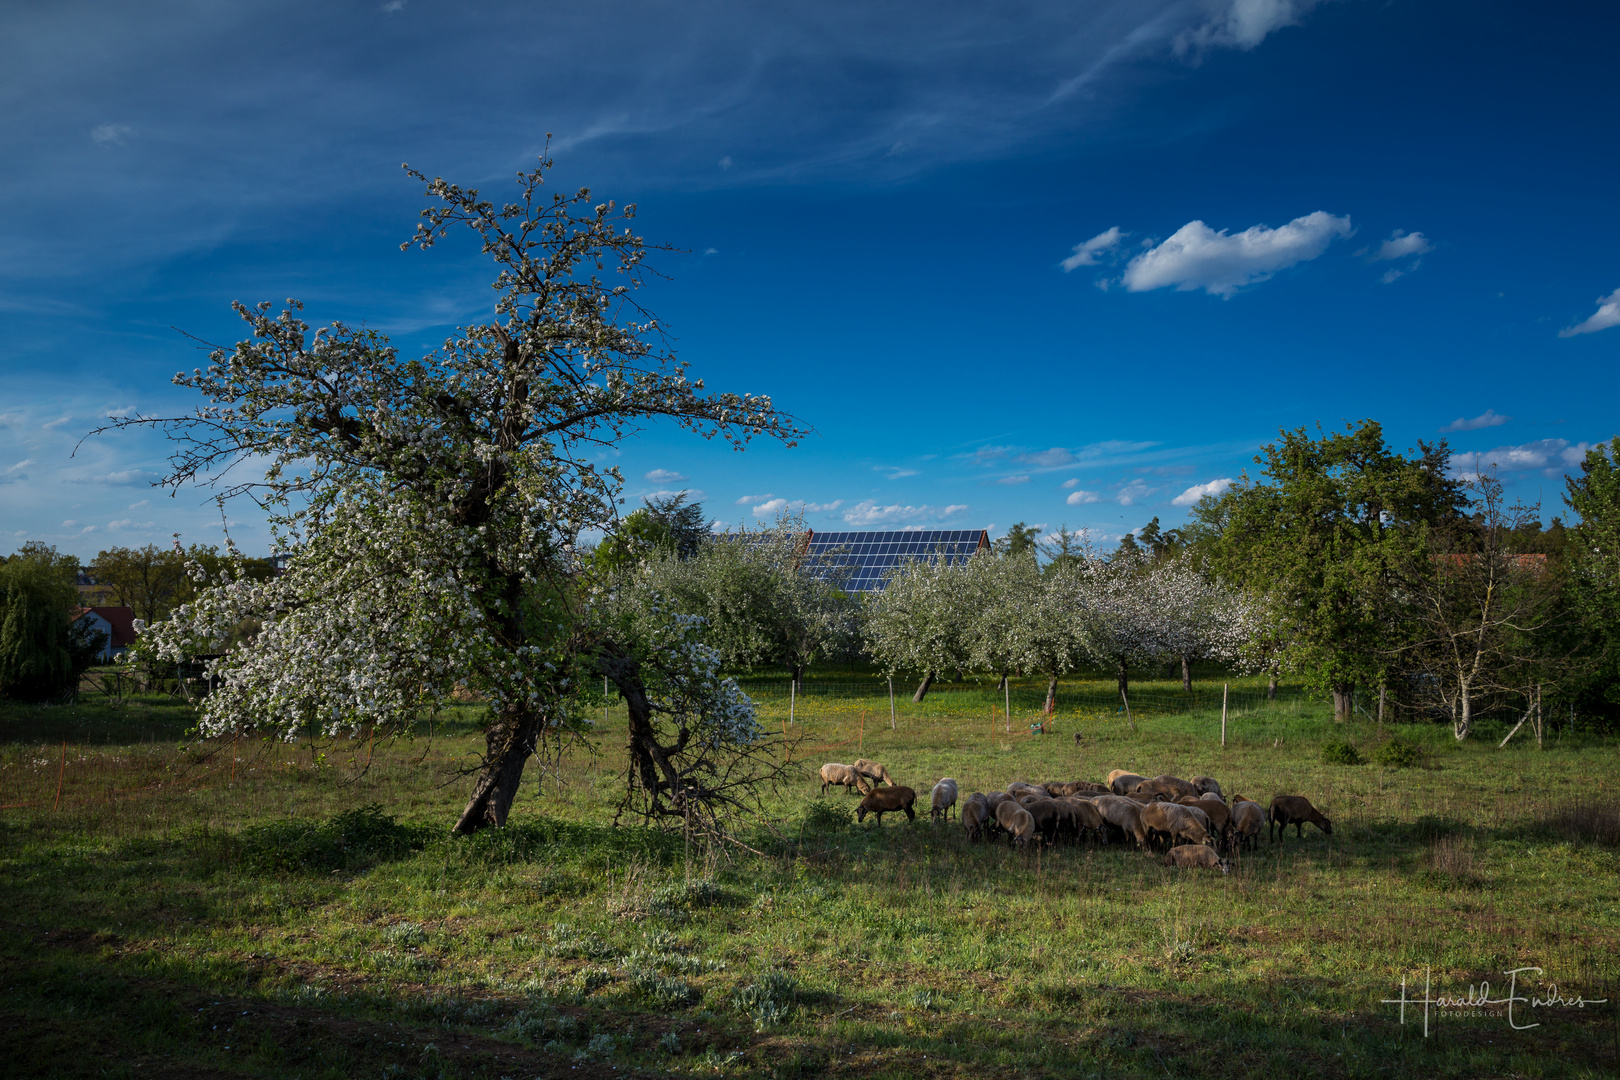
[1007,807,1037,849]
[994,796,1027,835]
[1058,796,1109,844]
[1093,795,1149,848]
[852,759,894,788]
[1269,795,1332,841]
[1006,781,1045,798]
[1134,774,1200,801]
[1107,770,1148,795]
[1178,795,1233,849]
[1229,797,1265,852]
[930,777,959,822]
[1044,779,1109,798]
[1019,797,1065,845]
[1165,845,1230,871]
[819,762,869,796]
[961,793,991,841]
[1191,775,1224,800]
[856,785,916,825]
[1140,801,1212,849]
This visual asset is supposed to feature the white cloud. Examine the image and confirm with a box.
[1380,266,1409,285]
[997,475,1030,485]
[1560,287,1620,338]
[87,468,157,485]
[843,501,968,526]
[875,466,919,480]
[1372,229,1433,262]
[1060,227,1124,271]
[703,247,718,255]
[1066,490,1099,505]
[1021,447,1075,468]
[41,414,72,429]
[735,493,772,505]
[62,520,77,528]
[1440,409,1510,433]
[1458,439,1593,475]
[380,0,406,13]
[1116,480,1155,506]
[718,156,733,170]
[1171,477,1232,506]
[1176,0,1321,53]
[1121,211,1352,297]
[1060,478,1082,489]
[5,458,33,474]
[802,500,843,513]
[90,124,133,145]
[645,488,706,502]
[752,498,788,515]
[644,468,687,483]
[128,499,149,509]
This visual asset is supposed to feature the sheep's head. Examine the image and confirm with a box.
[1320,816,1333,835]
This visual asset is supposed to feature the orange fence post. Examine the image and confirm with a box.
[53,741,67,811]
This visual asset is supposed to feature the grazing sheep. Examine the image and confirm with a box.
[1007,781,1045,798]
[962,793,991,841]
[1229,798,1265,852]
[1016,792,1048,807]
[1019,797,1065,845]
[930,777,959,822]
[1093,795,1150,848]
[856,785,916,825]
[853,759,894,788]
[1058,796,1109,844]
[1007,807,1037,849]
[819,762,869,796]
[1165,845,1230,872]
[1044,779,1109,797]
[994,796,1027,835]
[1107,770,1148,795]
[1178,795,1233,849]
[1134,774,1200,802]
[1140,801,1213,849]
[1269,795,1333,841]
[1190,775,1224,800]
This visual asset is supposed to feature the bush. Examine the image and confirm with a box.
[1320,740,1364,765]
[733,970,797,1031]
[236,803,432,873]
[1373,740,1422,768]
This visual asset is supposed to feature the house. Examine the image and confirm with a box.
[75,568,116,606]
[72,606,140,662]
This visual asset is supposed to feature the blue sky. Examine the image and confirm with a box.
[2,0,1616,559]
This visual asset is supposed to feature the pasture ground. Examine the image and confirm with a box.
[2,668,1617,1078]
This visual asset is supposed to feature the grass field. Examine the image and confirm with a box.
[3,667,1618,1079]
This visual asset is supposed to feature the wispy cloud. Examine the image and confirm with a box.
[875,465,919,480]
[1370,229,1432,262]
[644,468,687,483]
[1116,479,1155,505]
[1066,489,1099,505]
[90,124,133,146]
[843,500,969,526]
[1175,0,1322,54]
[1454,439,1592,477]
[735,492,772,505]
[1560,287,1620,338]
[996,475,1030,485]
[1060,226,1124,271]
[1440,409,1509,433]
[1171,477,1231,506]
[1120,211,1352,297]
[41,414,72,430]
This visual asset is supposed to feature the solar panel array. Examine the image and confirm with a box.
[803,529,989,593]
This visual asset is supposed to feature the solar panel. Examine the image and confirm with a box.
[801,528,989,593]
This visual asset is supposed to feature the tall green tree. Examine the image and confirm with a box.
[1565,436,1620,717]
[1205,420,1465,721]
[0,544,103,701]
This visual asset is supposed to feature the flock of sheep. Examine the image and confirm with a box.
[818,760,1333,871]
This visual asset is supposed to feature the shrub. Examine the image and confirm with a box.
[1373,740,1422,768]
[801,800,851,833]
[236,804,432,874]
[1320,740,1365,766]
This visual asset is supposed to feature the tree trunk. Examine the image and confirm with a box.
[1180,655,1192,693]
[1454,680,1472,740]
[453,702,541,834]
[996,672,1008,692]
[1044,672,1058,715]
[1533,685,1543,748]
[1331,683,1353,723]
[1377,685,1386,724]
[913,670,935,703]
[1267,674,1277,701]
[1115,657,1129,701]
[791,663,804,691]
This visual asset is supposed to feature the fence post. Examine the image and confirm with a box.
[888,678,896,729]
[53,741,67,811]
[1221,684,1228,748]
[860,710,865,754]
[1121,689,1134,731]
[1004,680,1011,729]
[789,680,796,727]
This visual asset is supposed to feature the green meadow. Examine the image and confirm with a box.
[2,668,1617,1078]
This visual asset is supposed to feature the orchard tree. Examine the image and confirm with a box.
[866,553,981,702]
[1565,436,1620,720]
[98,153,804,833]
[1204,421,1464,722]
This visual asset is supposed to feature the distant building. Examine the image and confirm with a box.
[801,529,990,593]
[72,606,140,662]
[75,568,115,606]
